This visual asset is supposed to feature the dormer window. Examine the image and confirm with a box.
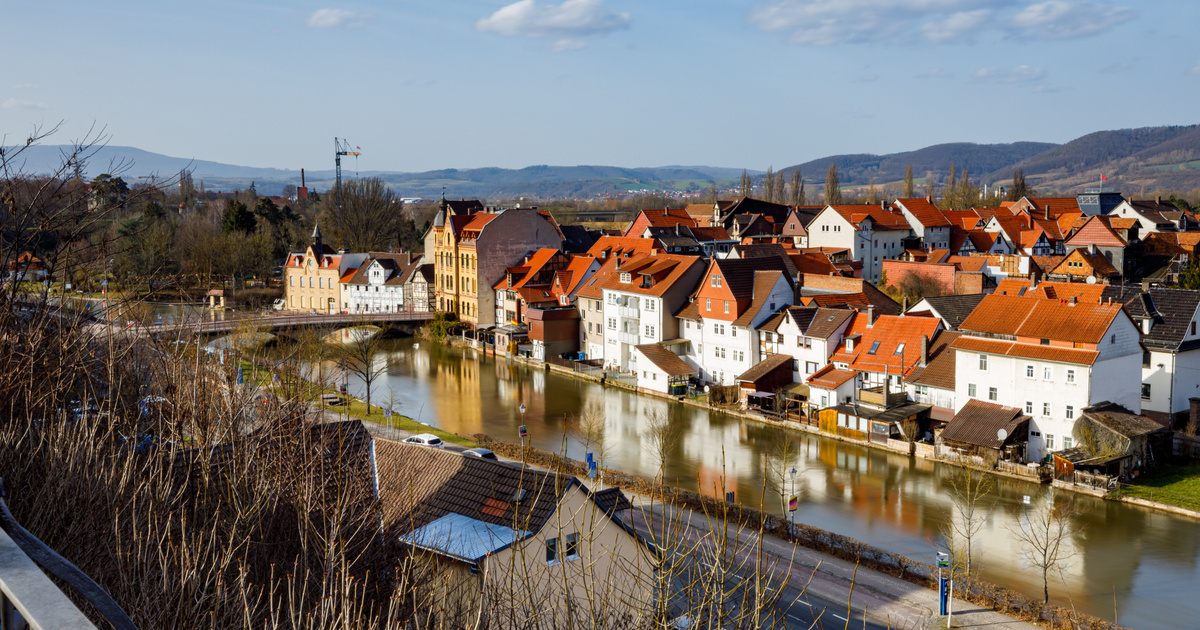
[620,272,631,283]
[641,274,652,288]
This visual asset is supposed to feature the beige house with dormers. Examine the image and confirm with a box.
[283,224,367,313]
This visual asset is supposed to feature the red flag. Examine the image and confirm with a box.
[356,146,360,150]
[1101,175,1107,181]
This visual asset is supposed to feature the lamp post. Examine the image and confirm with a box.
[518,403,527,451]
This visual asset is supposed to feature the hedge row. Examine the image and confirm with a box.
[471,434,1124,630]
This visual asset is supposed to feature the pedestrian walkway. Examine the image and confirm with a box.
[624,494,1041,630]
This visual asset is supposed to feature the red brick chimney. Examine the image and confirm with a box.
[920,335,929,368]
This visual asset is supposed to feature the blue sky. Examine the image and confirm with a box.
[2,0,1197,173]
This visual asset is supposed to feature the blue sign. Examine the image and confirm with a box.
[237,365,243,385]
[938,577,949,616]
[586,452,594,465]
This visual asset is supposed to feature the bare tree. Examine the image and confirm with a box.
[1007,168,1031,201]
[943,468,995,574]
[824,162,842,205]
[318,177,417,252]
[763,437,801,516]
[739,169,752,198]
[643,407,683,484]
[334,322,391,415]
[1008,489,1083,603]
[866,177,878,204]
[763,166,776,202]
[903,164,915,198]
[789,168,805,205]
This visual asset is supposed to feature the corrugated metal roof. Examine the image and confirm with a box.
[399,513,528,564]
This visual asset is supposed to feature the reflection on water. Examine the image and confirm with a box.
[320,337,1200,627]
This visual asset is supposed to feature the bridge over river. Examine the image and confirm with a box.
[179,311,434,335]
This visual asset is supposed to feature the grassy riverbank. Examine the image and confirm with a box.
[1115,464,1200,512]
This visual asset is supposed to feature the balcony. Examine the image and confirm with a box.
[619,332,640,346]
[857,385,907,408]
[618,306,641,319]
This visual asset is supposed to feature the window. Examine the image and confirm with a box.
[289,276,294,286]
[1025,401,1034,414]
[988,387,997,401]
[1043,402,1051,416]
[894,343,905,356]
[607,318,616,331]
[1066,405,1074,420]
[1063,436,1073,450]
[1046,434,1055,450]
[645,299,655,312]
[564,533,579,558]
[806,361,818,373]
[1143,350,1151,368]
[968,383,977,397]
[1026,364,1035,378]
[724,300,730,314]
[1041,338,1050,345]
[546,538,558,563]
[1142,383,1152,400]
[588,322,593,333]
[1193,321,1197,336]
[979,354,988,371]
[719,347,726,359]
[299,277,305,288]
[619,272,631,283]
[1111,334,1116,344]
[1043,366,1052,380]
[868,341,881,354]
[1066,369,1075,383]
[706,298,711,311]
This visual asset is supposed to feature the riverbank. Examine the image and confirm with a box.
[485,342,1200,523]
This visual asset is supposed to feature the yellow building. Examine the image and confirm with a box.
[427,199,564,328]
[283,224,366,312]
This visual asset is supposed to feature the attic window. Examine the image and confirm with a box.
[620,272,631,283]
[541,291,550,297]
[868,341,881,355]
[894,343,905,355]
[1040,338,1049,345]
[513,488,527,502]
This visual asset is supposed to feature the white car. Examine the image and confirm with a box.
[404,433,444,448]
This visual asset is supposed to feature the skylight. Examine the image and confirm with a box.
[894,343,905,355]
[868,341,881,355]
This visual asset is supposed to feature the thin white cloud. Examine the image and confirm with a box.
[1191,61,1200,76]
[748,0,1130,46]
[973,65,1045,83]
[307,8,373,29]
[476,0,631,50]
[1,98,49,110]
[1010,1,1131,39]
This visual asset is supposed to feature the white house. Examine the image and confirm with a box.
[757,306,855,382]
[342,252,424,314]
[806,204,913,283]
[597,253,704,372]
[675,257,795,385]
[952,294,1142,462]
[1106,286,1200,427]
[894,198,952,250]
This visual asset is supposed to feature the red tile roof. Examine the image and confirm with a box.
[828,204,911,230]
[957,294,1122,344]
[1065,215,1128,248]
[895,198,951,227]
[807,364,857,388]
[845,315,943,376]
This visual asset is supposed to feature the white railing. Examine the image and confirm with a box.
[0,528,97,630]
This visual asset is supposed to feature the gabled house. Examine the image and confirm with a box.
[342,251,425,314]
[574,257,623,360]
[676,257,795,385]
[894,197,952,250]
[806,204,913,283]
[906,294,986,331]
[597,253,705,372]
[952,294,1141,461]
[757,306,855,382]
[940,399,1031,463]
[284,224,367,313]
[780,206,825,248]
[374,436,657,625]
[903,330,962,421]
[1044,248,1122,284]
[624,207,697,237]
[1064,215,1136,277]
[493,248,575,326]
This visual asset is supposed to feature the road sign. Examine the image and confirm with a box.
[236,365,243,385]
[939,576,949,615]
[586,452,594,465]
[788,495,798,512]
[519,424,527,438]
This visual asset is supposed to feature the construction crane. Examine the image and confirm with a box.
[334,137,361,227]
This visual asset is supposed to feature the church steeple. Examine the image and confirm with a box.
[311,222,323,245]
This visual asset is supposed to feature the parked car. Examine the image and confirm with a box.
[271,299,285,311]
[404,433,444,448]
[462,448,497,460]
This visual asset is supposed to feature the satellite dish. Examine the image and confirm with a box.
[1086,276,1097,285]
[704,385,711,393]
[997,428,1008,441]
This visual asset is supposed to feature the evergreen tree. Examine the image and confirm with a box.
[867,177,878,204]
[222,199,257,234]
[739,169,752,198]
[790,168,804,205]
[763,166,775,202]
[903,164,915,198]
[824,162,842,205]
[1007,168,1030,201]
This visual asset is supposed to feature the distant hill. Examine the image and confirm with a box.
[8,124,1200,198]
[781,142,1058,188]
[985,125,1200,193]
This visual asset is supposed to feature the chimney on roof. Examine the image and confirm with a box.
[926,195,932,203]
[867,306,875,328]
[1069,296,1077,305]
[901,296,908,314]
[1157,196,1162,205]
[920,335,929,368]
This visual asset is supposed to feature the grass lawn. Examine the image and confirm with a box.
[1117,464,1200,512]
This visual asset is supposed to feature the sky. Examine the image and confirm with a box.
[2,0,1198,173]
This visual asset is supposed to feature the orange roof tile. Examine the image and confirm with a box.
[958,294,1121,343]
[807,364,857,388]
[846,315,943,376]
[1065,215,1128,248]
[895,198,951,227]
[951,336,1099,366]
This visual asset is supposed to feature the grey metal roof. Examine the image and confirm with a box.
[399,512,529,564]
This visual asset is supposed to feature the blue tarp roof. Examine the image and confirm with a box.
[399,513,529,564]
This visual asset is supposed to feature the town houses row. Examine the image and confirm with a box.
[282,192,1200,470]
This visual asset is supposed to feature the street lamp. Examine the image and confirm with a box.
[518,403,527,458]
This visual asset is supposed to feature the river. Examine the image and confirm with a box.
[312,336,1195,627]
